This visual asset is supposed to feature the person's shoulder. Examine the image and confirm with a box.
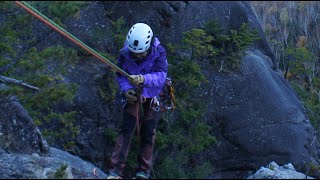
[119,45,128,55]
[119,46,132,59]
[153,37,166,50]
[157,44,166,53]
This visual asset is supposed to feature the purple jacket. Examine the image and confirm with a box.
[116,37,168,98]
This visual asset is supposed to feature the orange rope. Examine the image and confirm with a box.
[14,1,132,79]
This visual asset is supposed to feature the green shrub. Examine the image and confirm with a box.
[50,163,69,179]
[0,12,80,149]
[188,162,213,179]
[181,20,259,72]
[28,1,89,26]
[284,47,315,78]
[104,128,117,144]
[152,19,259,179]
[287,46,320,132]
[110,17,128,52]
[98,68,118,103]
[154,156,187,179]
[182,29,217,61]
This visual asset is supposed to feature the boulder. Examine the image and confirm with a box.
[0,147,107,179]
[247,161,314,179]
[206,50,320,178]
[0,95,49,155]
[0,93,107,179]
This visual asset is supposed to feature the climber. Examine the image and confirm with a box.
[106,23,168,179]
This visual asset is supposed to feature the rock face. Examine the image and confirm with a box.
[247,161,314,179]
[3,1,320,179]
[101,1,275,67]
[0,93,107,179]
[0,95,49,155]
[0,147,107,179]
[80,1,319,178]
[206,50,320,178]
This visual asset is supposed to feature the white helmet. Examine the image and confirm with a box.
[125,23,153,53]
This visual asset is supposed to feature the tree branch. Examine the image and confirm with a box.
[0,58,20,74]
[0,43,32,74]
[0,75,40,91]
[219,59,224,73]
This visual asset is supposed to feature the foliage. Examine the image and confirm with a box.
[0,5,80,149]
[11,46,80,149]
[168,58,207,99]
[291,81,320,130]
[188,122,217,153]
[42,111,79,150]
[98,70,118,102]
[155,131,170,150]
[182,20,259,72]
[104,128,117,144]
[284,47,315,78]
[284,47,320,132]
[252,1,320,142]
[308,162,320,175]
[154,156,187,179]
[188,162,213,179]
[1,2,260,179]
[110,17,128,53]
[182,29,217,61]
[50,163,69,179]
[210,22,260,72]
[92,18,124,105]
[251,1,320,70]
[14,46,79,149]
[48,1,88,20]
[251,2,320,142]
[29,1,89,26]
[151,19,258,179]
[166,43,177,55]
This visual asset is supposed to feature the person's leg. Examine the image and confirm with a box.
[136,100,163,178]
[108,102,138,177]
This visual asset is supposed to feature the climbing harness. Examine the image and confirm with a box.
[117,77,176,112]
[116,77,176,112]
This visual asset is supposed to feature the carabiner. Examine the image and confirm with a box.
[140,96,146,103]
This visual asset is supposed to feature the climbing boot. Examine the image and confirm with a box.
[135,172,149,179]
[106,172,122,179]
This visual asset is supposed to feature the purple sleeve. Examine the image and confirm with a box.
[143,45,168,88]
[116,55,134,92]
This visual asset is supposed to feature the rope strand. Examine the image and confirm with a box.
[14,1,132,79]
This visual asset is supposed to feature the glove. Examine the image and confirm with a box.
[125,89,137,104]
[129,74,144,86]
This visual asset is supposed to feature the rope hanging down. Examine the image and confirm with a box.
[14,1,132,79]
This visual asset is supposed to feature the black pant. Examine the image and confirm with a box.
[108,98,162,177]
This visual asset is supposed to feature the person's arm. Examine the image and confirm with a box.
[142,45,168,88]
[116,55,134,93]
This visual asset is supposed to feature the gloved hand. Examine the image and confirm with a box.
[129,74,144,86]
[125,89,137,104]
